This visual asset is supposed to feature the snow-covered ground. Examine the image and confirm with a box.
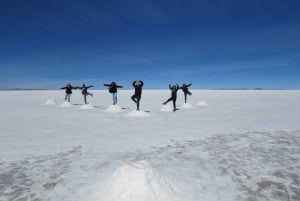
[0,90,300,201]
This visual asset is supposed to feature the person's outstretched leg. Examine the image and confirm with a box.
[184,93,187,103]
[163,97,173,104]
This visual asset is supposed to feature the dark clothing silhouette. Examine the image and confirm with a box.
[180,83,192,103]
[104,82,123,105]
[61,83,77,102]
[163,84,180,111]
[79,84,94,104]
[131,80,144,110]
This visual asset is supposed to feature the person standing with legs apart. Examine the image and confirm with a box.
[180,83,192,103]
[104,81,123,105]
[163,84,180,111]
[60,83,78,102]
[131,80,144,110]
[79,84,94,104]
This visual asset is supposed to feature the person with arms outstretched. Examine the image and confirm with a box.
[60,83,78,102]
[131,80,144,110]
[79,84,94,104]
[163,84,180,111]
[104,81,123,105]
[180,83,192,103]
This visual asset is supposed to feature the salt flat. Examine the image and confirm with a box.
[0,90,300,201]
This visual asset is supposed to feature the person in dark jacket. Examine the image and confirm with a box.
[60,83,78,102]
[180,83,192,103]
[104,81,123,105]
[163,84,180,111]
[79,84,94,104]
[131,80,144,110]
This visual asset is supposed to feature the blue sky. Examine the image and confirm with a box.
[0,0,299,89]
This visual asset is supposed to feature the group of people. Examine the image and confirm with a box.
[61,81,192,111]
[163,83,192,111]
[61,83,94,104]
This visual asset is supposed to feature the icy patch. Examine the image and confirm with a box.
[59,101,73,107]
[89,161,181,201]
[196,101,208,107]
[160,104,173,112]
[79,103,95,110]
[127,110,150,117]
[179,103,194,109]
[105,105,122,113]
[45,99,56,105]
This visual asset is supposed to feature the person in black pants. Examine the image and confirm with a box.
[180,83,192,103]
[61,83,78,102]
[104,81,123,105]
[163,84,180,111]
[79,84,94,104]
[131,80,144,110]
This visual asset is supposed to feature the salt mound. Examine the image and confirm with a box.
[45,99,56,105]
[179,103,194,109]
[127,110,150,117]
[93,161,180,201]
[160,104,173,112]
[79,103,95,110]
[59,101,73,107]
[105,105,122,113]
[196,101,208,107]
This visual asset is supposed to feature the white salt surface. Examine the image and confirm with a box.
[179,103,194,109]
[105,104,122,113]
[79,103,95,110]
[45,99,57,105]
[127,110,150,118]
[1,90,300,201]
[160,104,173,112]
[59,101,73,107]
[196,100,208,107]
[86,160,181,201]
